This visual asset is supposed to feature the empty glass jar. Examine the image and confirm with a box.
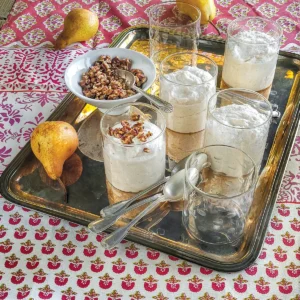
[183,146,257,245]
[149,1,201,58]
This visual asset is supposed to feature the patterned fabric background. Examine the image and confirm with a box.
[0,48,88,92]
[0,0,299,54]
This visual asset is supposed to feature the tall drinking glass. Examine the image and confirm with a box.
[149,2,201,57]
[160,52,217,170]
[160,52,218,134]
[183,146,257,244]
[149,1,201,96]
[101,103,166,193]
[221,17,282,98]
[204,89,273,169]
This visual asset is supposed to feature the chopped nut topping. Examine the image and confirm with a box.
[108,116,153,145]
[121,120,130,127]
[131,69,147,87]
[80,55,147,100]
[130,114,140,121]
[143,148,150,153]
[108,127,114,136]
[146,131,153,138]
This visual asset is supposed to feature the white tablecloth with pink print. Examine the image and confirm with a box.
[0,0,300,298]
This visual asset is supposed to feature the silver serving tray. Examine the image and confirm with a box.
[1,26,300,271]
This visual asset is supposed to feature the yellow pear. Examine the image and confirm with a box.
[31,121,79,180]
[177,0,216,24]
[55,8,99,50]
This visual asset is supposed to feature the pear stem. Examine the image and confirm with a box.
[208,21,221,36]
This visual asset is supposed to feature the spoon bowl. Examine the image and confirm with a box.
[171,155,191,176]
[163,169,187,201]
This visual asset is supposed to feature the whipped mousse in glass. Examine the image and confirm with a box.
[222,17,282,97]
[160,52,217,134]
[204,89,273,169]
[101,103,166,193]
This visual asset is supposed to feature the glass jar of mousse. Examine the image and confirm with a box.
[101,103,166,193]
[221,17,282,98]
[160,52,218,134]
[204,89,273,170]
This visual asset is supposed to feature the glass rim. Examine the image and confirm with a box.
[148,1,201,28]
[208,88,273,130]
[185,146,257,200]
[150,48,177,61]
[159,52,218,87]
[100,102,166,148]
[227,16,283,46]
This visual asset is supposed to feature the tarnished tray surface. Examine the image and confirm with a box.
[0,26,300,272]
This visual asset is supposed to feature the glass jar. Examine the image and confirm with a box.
[204,89,272,169]
[101,103,166,193]
[183,146,257,245]
[149,1,201,58]
[221,17,282,97]
[160,52,218,134]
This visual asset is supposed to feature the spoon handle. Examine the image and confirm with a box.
[100,177,168,217]
[133,86,173,113]
[101,196,164,249]
[221,91,280,117]
[88,193,161,233]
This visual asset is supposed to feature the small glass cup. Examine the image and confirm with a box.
[149,1,201,59]
[221,17,282,96]
[204,89,273,169]
[160,52,218,134]
[182,146,257,245]
[101,103,166,193]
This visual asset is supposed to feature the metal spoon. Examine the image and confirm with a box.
[98,155,191,218]
[100,168,198,249]
[220,90,280,119]
[98,177,168,218]
[100,154,201,217]
[116,69,173,113]
[88,193,162,234]
[170,155,191,176]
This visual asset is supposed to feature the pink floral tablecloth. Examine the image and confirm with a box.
[0,0,299,299]
[0,0,299,53]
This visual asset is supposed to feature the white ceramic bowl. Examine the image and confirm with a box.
[64,48,156,112]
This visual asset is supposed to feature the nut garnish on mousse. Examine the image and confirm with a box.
[108,114,153,153]
[79,55,147,100]
[103,112,166,193]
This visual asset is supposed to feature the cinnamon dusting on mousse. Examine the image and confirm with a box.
[108,114,153,153]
